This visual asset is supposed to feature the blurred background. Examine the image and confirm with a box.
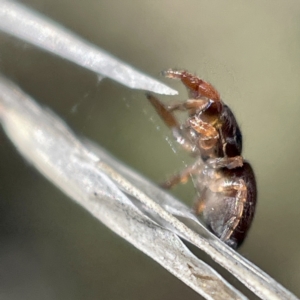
[0,1,300,299]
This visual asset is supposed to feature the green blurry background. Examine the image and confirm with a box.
[1,1,300,299]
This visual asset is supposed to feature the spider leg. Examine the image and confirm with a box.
[187,117,243,168]
[167,98,209,113]
[162,69,220,101]
[187,116,219,151]
[146,92,179,128]
[147,93,198,154]
[188,117,219,140]
[194,188,207,215]
[161,161,199,189]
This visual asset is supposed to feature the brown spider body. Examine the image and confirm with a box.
[194,161,256,248]
[147,69,257,249]
[185,99,243,163]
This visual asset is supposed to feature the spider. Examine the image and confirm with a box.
[146,69,257,249]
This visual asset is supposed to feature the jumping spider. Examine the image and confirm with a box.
[147,69,257,249]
